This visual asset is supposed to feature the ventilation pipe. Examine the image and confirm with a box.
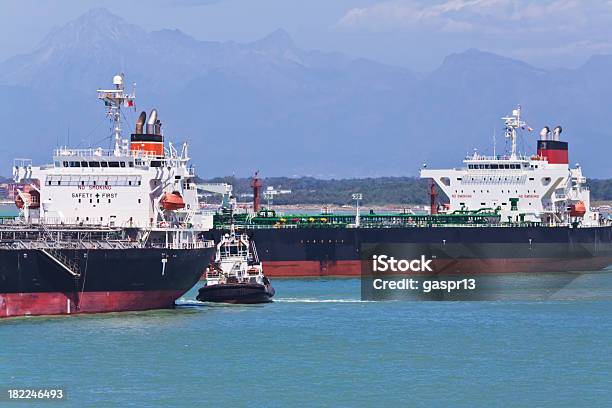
[146,109,158,134]
[135,111,146,134]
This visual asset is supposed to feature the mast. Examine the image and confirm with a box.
[97,74,136,156]
[352,193,362,227]
[501,106,526,159]
[429,183,438,215]
[251,171,262,213]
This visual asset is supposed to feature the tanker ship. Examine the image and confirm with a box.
[0,74,215,318]
[212,107,612,277]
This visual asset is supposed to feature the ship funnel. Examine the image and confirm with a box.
[539,126,550,140]
[553,125,562,141]
[146,109,158,134]
[135,111,146,134]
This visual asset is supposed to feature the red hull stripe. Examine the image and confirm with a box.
[262,258,612,277]
[0,290,185,318]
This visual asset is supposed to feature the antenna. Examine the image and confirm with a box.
[493,127,496,157]
[97,73,136,156]
[501,105,527,159]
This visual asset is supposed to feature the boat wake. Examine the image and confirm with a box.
[175,299,206,307]
[274,298,373,303]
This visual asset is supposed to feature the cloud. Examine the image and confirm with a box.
[336,0,612,34]
[335,0,612,63]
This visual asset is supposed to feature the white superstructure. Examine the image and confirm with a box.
[204,227,266,286]
[12,74,213,235]
[421,106,600,226]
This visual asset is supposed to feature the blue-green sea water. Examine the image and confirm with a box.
[2,278,612,407]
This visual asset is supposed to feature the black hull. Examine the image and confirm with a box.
[1,247,215,317]
[207,225,612,276]
[197,283,275,304]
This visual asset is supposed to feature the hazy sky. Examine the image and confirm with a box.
[1,0,611,71]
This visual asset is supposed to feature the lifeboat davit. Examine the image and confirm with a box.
[569,201,586,217]
[160,191,185,211]
[15,188,40,209]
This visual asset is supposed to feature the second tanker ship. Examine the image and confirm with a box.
[211,107,612,277]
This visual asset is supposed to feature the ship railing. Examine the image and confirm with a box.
[1,239,142,250]
[13,158,32,169]
[465,154,533,161]
[205,270,223,279]
[224,222,578,230]
[54,148,118,158]
[149,241,215,250]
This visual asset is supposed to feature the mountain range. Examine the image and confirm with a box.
[0,8,610,178]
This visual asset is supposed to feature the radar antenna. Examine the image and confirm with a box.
[97,73,136,156]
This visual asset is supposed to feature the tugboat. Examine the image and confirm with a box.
[197,227,275,304]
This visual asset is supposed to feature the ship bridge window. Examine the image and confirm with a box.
[81,161,88,167]
[128,161,134,167]
[89,161,100,167]
[120,162,126,168]
[109,162,120,168]
[440,177,451,186]
[69,161,80,167]
[491,164,499,169]
[63,161,68,167]
[101,162,108,168]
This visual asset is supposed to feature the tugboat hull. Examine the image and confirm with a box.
[196,283,275,304]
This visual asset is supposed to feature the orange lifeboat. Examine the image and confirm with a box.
[160,191,185,211]
[14,188,40,209]
[569,201,586,217]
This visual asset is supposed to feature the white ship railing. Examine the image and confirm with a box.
[150,241,215,250]
[465,154,534,161]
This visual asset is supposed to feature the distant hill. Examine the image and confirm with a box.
[0,8,611,178]
[202,176,430,205]
[202,176,612,205]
